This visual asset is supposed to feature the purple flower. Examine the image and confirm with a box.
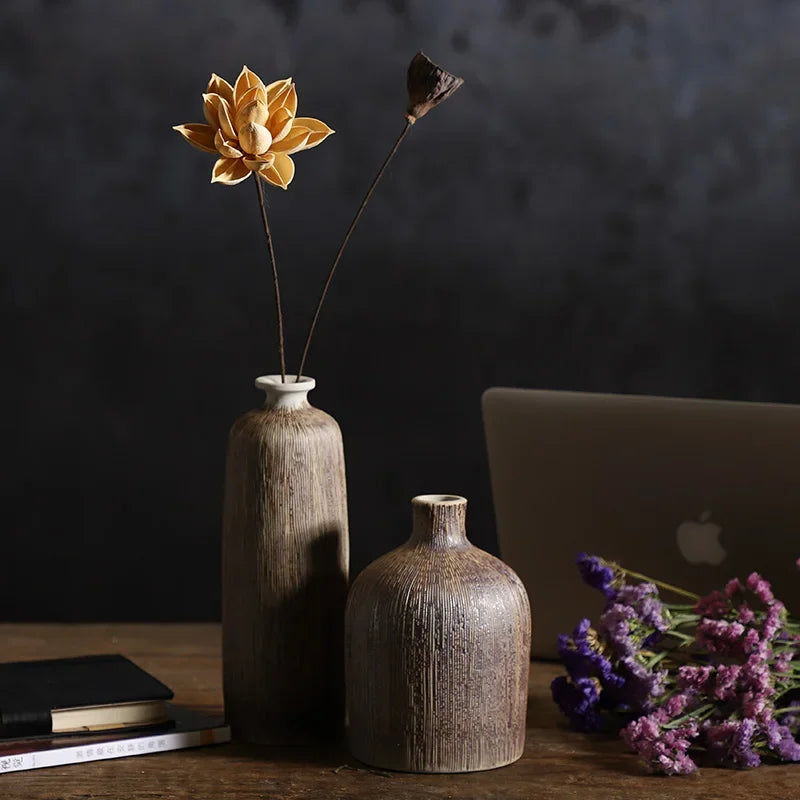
[765,719,800,761]
[713,664,741,702]
[599,603,638,658]
[677,639,778,719]
[615,582,655,604]
[737,650,775,718]
[695,589,730,618]
[761,602,785,641]
[733,719,761,768]
[551,675,603,732]
[725,577,744,598]
[616,583,670,638]
[663,692,691,717]
[737,604,756,625]
[577,553,616,599]
[741,627,761,655]
[696,618,743,652]
[677,664,715,694]
[697,618,760,656]
[558,619,624,689]
[742,693,769,718]
[556,618,666,719]
[598,585,669,659]
[777,712,799,733]
[775,651,793,674]
[740,651,773,699]
[705,718,761,768]
[622,712,698,775]
[616,657,667,710]
[746,572,775,606]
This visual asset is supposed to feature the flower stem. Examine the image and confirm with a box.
[295,119,413,381]
[645,650,669,669]
[664,630,697,643]
[669,614,701,628]
[664,703,715,729]
[621,567,700,601]
[254,175,287,382]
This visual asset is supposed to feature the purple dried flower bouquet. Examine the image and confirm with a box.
[552,554,800,775]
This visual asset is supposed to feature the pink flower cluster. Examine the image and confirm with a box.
[554,556,800,775]
[622,712,698,775]
[619,570,799,773]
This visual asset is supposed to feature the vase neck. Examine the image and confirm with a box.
[410,495,469,549]
[255,374,315,411]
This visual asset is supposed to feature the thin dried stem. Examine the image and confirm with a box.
[295,119,413,380]
[621,567,700,601]
[255,175,286,382]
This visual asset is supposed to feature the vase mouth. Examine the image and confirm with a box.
[255,375,315,394]
[412,494,467,507]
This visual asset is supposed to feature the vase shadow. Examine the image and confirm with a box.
[234,527,348,745]
[195,739,348,766]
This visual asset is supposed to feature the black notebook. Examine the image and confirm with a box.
[0,654,174,738]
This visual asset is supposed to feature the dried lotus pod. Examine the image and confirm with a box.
[405,51,464,123]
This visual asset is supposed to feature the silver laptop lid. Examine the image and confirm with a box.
[483,388,800,658]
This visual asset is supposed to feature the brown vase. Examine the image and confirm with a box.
[221,375,348,744]
[345,494,531,773]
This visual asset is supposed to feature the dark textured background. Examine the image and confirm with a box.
[3,0,800,620]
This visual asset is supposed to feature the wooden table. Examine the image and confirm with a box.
[0,624,794,799]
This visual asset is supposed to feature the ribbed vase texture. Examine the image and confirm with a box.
[345,494,531,773]
[222,376,348,744]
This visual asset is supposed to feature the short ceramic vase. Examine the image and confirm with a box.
[345,494,531,773]
[221,375,348,744]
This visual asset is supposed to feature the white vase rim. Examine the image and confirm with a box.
[412,494,467,506]
[255,375,315,394]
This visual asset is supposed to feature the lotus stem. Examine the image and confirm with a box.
[295,119,413,380]
[255,175,286,382]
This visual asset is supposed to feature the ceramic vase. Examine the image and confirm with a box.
[345,494,531,773]
[221,375,348,744]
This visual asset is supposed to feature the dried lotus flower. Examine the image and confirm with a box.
[173,66,334,188]
[405,52,464,124]
[172,65,336,379]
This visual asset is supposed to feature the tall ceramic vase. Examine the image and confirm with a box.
[345,494,531,773]
[222,375,348,744]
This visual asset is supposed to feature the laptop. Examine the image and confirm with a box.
[482,388,800,658]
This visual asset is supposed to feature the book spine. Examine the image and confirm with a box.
[0,709,52,738]
[0,726,231,774]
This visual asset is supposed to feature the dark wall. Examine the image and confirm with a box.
[4,0,800,620]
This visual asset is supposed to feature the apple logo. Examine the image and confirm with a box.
[676,510,727,566]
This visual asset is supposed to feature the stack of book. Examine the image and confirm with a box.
[0,654,229,773]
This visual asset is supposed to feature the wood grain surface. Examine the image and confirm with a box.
[345,495,531,772]
[221,379,349,744]
[0,624,795,800]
